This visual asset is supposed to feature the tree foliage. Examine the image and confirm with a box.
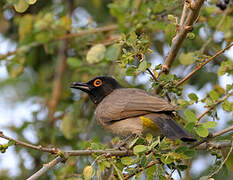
[0,0,233,179]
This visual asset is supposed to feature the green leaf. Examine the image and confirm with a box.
[188,93,198,103]
[121,157,134,166]
[218,60,233,76]
[61,113,73,139]
[179,52,195,65]
[86,44,106,64]
[161,155,174,164]
[7,140,15,146]
[222,100,233,112]
[67,57,82,68]
[199,176,209,180]
[105,44,121,61]
[127,32,137,46]
[14,0,29,13]
[129,137,139,149]
[185,122,195,132]
[126,66,136,76]
[184,110,197,123]
[202,121,217,129]
[112,163,124,180]
[186,32,195,40]
[165,24,176,45]
[35,31,54,43]
[133,145,148,155]
[209,90,219,101]
[138,60,147,72]
[26,0,37,5]
[146,133,153,143]
[195,125,208,137]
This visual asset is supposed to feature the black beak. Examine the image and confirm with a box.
[70,82,90,92]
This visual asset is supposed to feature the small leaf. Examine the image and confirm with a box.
[105,44,121,61]
[138,60,147,72]
[26,0,37,4]
[195,125,209,137]
[83,166,93,180]
[14,0,29,13]
[121,157,134,166]
[184,110,197,123]
[199,176,209,180]
[61,113,73,139]
[202,121,217,129]
[186,32,195,39]
[67,57,82,68]
[86,44,106,64]
[146,133,153,143]
[222,100,233,112]
[129,137,139,149]
[126,66,136,76]
[209,90,219,101]
[133,145,148,155]
[179,52,195,65]
[188,93,198,103]
[7,140,15,146]
[185,122,195,132]
[165,24,176,45]
[161,155,174,164]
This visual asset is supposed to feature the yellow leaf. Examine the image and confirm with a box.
[14,0,29,13]
[83,166,93,179]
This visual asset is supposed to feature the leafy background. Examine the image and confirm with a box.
[0,0,233,179]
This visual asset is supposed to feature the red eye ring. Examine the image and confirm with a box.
[93,79,103,87]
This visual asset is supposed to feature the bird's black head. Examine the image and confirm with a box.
[70,76,122,104]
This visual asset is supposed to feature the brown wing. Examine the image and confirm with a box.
[95,88,176,123]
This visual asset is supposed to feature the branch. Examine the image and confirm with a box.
[191,125,233,148]
[26,156,64,180]
[123,160,159,180]
[0,131,58,154]
[162,0,205,73]
[0,131,133,157]
[55,24,117,40]
[208,138,233,178]
[48,40,68,122]
[146,68,158,82]
[179,1,189,27]
[197,92,233,122]
[175,43,233,87]
[0,50,16,61]
[197,140,232,150]
[0,25,118,61]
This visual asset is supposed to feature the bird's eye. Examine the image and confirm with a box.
[93,79,103,87]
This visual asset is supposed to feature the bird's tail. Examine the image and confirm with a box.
[147,113,196,142]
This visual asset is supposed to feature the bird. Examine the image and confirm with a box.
[70,76,196,142]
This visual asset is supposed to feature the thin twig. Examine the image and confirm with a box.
[55,24,117,40]
[208,138,233,178]
[123,160,159,180]
[197,92,233,122]
[197,141,232,150]
[0,131,59,154]
[162,0,205,73]
[175,43,233,87]
[26,156,64,180]
[146,68,158,82]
